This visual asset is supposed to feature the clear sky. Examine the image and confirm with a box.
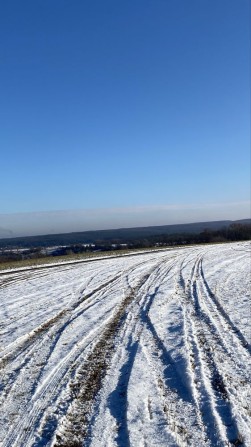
[0,0,250,235]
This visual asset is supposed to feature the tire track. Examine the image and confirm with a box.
[84,259,182,447]
[0,272,125,441]
[200,260,251,353]
[51,258,173,447]
[1,257,168,447]
[1,245,250,447]
[179,255,245,446]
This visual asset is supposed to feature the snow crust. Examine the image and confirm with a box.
[0,242,250,446]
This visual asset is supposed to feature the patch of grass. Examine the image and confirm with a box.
[0,250,122,271]
[0,247,167,272]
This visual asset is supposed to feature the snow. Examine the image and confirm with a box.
[0,242,250,446]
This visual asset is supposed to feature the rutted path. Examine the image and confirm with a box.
[0,243,250,446]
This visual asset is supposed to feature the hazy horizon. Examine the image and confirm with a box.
[0,201,250,238]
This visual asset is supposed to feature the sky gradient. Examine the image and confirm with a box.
[0,0,250,234]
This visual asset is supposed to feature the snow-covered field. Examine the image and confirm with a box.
[0,242,250,447]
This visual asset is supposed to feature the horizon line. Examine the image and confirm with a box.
[0,216,250,241]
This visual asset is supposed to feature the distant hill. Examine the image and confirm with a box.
[0,219,250,249]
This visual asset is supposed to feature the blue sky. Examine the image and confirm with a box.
[0,0,250,233]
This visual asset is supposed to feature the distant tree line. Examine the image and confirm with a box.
[0,223,250,264]
[142,223,251,247]
[0,247,44,263]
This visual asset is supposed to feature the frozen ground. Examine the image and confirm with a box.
[0,242,250,446]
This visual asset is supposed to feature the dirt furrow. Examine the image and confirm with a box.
[3,259,165,447]
[0,274,126,445]
[51,259,171,446]
[51,276,153,446]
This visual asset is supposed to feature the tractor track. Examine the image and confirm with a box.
[0,243,250,447]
